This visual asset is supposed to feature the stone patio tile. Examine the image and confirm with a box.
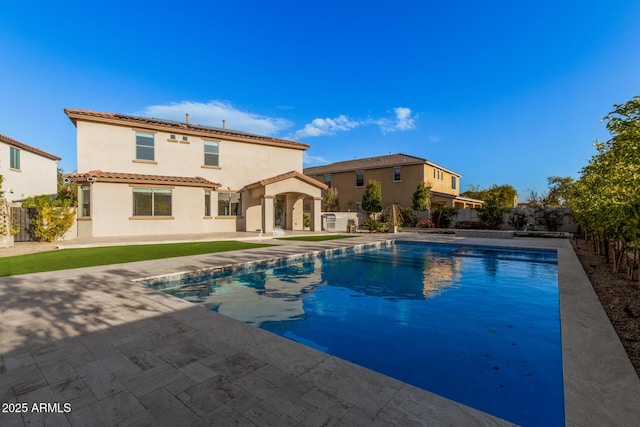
[202,403,256,426]
[224,390,263,414]
[207,352,267,380]
[123,364,192,399]
[246,336,329,377]
[300,387,351,419]
[334,406,396,427]
[152,337,215,369]
[72,352,141,400]
[299,356,402,415]
[244,387,317,423]
[6,365,48,397]
[378,383,513,426]
[299,408,339,427]
[176,374,246,418]
[253,364,313,397]
[242,399,298,426]
[127,350,168,371]
[178,360,219,382]
[2,351,36,372]
[234,371,280,400]
[31,338,88,367]
[39,360,79,385]
[0,412,25,427]
[67,390,154,427]
[138,387,201,426]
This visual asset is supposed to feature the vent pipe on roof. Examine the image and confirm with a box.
[222,119,226,129]
[185,113,190,125]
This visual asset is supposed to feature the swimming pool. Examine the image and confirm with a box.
[149,241,564,426]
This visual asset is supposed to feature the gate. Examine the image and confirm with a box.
[11,207,37,242]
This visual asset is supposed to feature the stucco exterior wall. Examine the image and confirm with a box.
[76,121,303,189]
[0,141,58,203]
[83,182,238,237]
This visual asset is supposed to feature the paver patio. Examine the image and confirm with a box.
[1,233,639,426]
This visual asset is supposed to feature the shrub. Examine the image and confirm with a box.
[303,212,311,228]
[431,207,457,228]
[360,218,386,233]
[399,207,418,227]
[22,196,76,242]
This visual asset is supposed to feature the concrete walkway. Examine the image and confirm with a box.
[1,233,639,426]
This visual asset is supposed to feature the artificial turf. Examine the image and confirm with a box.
[0,241,273,277]
[275,235,358,242]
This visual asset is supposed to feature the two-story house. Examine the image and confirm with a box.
[0,133,60,204]
[64,109,326,239]
[303,153,483,211]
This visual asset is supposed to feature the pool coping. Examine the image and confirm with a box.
[1,233,639,425]
[135,234,640,426]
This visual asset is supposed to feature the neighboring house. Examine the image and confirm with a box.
[63,109,326,239]
[0,133,60,204]
[303,153,483,211]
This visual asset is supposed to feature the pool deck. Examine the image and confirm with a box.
[1,233,639,426]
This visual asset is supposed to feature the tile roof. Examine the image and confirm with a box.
[0,133,61,161]
[64,109,309,150]
[303,153,460,176]
[64,170,220,188]
[246,171,328,190]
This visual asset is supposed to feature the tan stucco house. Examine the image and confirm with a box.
[303,153,483,211]
[64,109,326,238]
[0,133,60,204]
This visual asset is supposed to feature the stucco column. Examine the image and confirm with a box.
[262,195,275,234]
[311,197,322,231]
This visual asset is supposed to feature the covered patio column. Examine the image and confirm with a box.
[311,197,322,231]
[262,195,275,234]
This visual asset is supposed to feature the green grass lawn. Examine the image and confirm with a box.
[0,241,274,277]
[275,235,358,242]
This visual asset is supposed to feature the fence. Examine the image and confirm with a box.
[11,207,37,242]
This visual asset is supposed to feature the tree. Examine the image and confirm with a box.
[542,176,574,208]
[412,182,431,212]
[572,96,640,280]
[322,187,340,211]
[57,168,77,204]
[461,184,517,208]
[477,191,506,229]
[361,180,382,215]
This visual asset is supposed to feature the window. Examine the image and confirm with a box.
[324,174,331,188]
[80,185,91,217]
[452,176,457,190]
[10,147,20,169]
[170,134,176,140]
[355,170,364,187]
[218,192,241,216]
[182,136,188,142]
[433,168,436,179]
[204,141,219,166]
[393,167,401,182]
[204,190,212,217]
[136,132,155,161]
[132,188,172,216]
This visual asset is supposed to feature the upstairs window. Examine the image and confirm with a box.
[393,167,401,182]
[218,192,241,216]
[136,132,155,161]
[10,147,20,170]
[452,176,457,190]
[324,174,331,188]
[204,141,219,166]
[355,170,364,187]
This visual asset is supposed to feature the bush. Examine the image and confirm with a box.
[22,196,76,242]
[508,210,529,231]
[431,207,457,228]
[399,207,418,227]
[360,218,386,233]
[303,212,311,229]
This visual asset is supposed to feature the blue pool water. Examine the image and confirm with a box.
[150,242,564,426]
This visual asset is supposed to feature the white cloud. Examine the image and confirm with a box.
[303,152,329,165]
[293,115,363,139]
[140,101,292,136]
[375,107,417,134]
[293,107,417,139]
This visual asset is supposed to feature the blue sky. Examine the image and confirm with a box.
[2,1,639,200]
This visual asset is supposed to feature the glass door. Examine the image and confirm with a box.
[274,196,286,229]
